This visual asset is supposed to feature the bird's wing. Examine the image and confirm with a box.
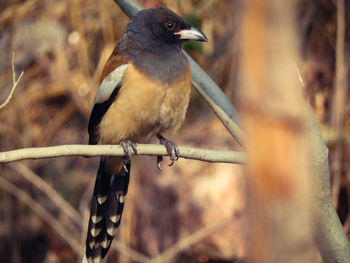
[88,64,128,145]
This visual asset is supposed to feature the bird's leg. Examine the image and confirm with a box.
[120,140,137,172]
[156,133,179,168]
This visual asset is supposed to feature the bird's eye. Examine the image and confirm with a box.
[165,22,176,31]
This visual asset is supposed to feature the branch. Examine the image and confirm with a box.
[10,162,82,226]
[329,0,346,208]
[312,0,350,262]
[191,81,245,148]
[0,176,82,256]
[148,215,234,263]
[113,0,142,16]
[113,0,244,147]
[0,165,153,262]
[0,144,246,164]
[0,51,23,110]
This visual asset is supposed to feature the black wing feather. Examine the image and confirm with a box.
[88,83,122,145]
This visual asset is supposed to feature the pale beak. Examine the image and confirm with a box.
[175,26,208,42]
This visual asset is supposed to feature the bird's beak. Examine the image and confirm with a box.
[175,26,208,42]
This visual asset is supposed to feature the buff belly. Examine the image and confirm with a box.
[97,64,191,145]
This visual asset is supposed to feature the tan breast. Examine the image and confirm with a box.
[97,64,191,144]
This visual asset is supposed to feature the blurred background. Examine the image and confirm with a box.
[0,0,349,262]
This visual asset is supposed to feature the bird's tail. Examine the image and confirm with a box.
[84,157,130,263]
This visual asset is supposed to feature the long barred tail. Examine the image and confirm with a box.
[84,157,130,263]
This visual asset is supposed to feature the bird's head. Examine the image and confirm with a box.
[126,7,207,48]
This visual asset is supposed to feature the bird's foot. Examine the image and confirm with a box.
[157,155,163,170]
[120,140,137,172]
[156,134,179,169]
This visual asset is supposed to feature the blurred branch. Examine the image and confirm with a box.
[331,0,346,129]
[113,0,244,147]
[0,0,37,25]
[148,215,234,263]
[329,0,347,207]
[0,173,151,263]
[192,81,245,148]
[314,0,350,262]
[322,129,350,145]
[0,176,82,256]
[113,242,151,263]
[240,1,315,262]
[10,163,82,226]
[0,52,23,110]
[0,144,246,164]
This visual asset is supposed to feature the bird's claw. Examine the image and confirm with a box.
[120,140,137,159]
[157,155,163,170]
[122,157,130,172]
[120,140,137,172]
[156,134,179,168]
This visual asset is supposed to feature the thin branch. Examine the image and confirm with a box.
[113,241,151,263]
[10,163,82,226]
[183,51,242,128]
[148,215,235,263]
[0,144,246,164]
[330,0,347,208]
[0,51,24,110]
[192,81,245,148]
[4,166,155,263]
[0,176,82,256]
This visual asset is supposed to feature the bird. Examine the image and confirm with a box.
[84,6,207,263]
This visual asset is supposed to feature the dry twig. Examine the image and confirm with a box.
[4,166,153,263]
[149,215,234,263]
[0,51,24,110]
[0,176,82,256]
[330,0,347,208]
[10,163,82,226]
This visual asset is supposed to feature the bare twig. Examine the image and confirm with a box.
[4,165,155,263]
[113,241,151,263]
[10,163,82,226]
[148,215,234,263]
[0,176,82,256]
[331,0,347,128]
[0,144,246,164]
[0,51,24,110]
[330,0,347,208]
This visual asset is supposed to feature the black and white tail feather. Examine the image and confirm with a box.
[84,51,128,262]
[83,158,130,263]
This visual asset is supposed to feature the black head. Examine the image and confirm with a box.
[122,7,207,50]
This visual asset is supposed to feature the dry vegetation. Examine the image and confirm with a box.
[0,0,349,263]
